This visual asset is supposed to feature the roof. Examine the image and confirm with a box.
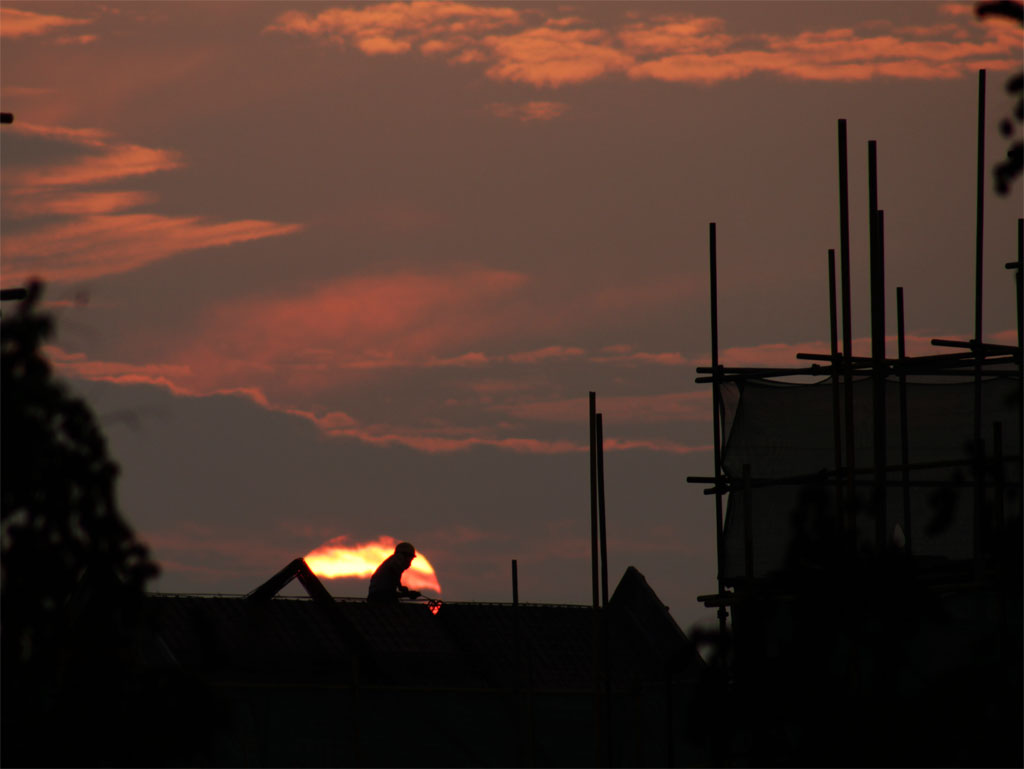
[144,565,704,692]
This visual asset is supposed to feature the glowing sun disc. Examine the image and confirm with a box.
[305,535,441,594]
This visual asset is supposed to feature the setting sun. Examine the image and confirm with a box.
[304,535,441,594]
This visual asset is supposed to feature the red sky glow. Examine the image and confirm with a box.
[3,0,1019,632]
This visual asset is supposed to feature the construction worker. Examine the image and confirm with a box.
[367,542,421,603]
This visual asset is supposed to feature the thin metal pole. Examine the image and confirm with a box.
[975,69,986,348]
[838,120,857,540]
[897,287,912,555]
[589,392,600,610]
[512,559,519,606]
[1016,220,1023,526]
[828,249,845,528]
[589,393,603,767]
[1015,219,1022,353]
[973,70,987,574]
[709,222,728,637]
[873,204,888,550]
[742,464,753,583]
[992,422,1004,536]
[597,413,609,608]
[868,139,887,550]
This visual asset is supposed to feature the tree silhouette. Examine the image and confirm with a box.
[2,283,168,766]
[977,0,1024,194]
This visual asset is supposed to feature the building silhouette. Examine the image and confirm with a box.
[141,564,710,767]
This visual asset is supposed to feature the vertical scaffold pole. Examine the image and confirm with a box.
[828,249,844,522]
[742,464,753,583]
[837,120,857,541]
[973,70,987,572]
[709,222,728,637]
[897,287,912,555]
[1015,219,1022,354]
[868,141,887,550]
[975,69,987,351]
[596,414,609,608]
[597,412,612,764]
[588,393,603,767]
[589,392,600,610]
[1015,220,1023,526]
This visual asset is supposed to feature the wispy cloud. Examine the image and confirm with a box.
[183,269,531,380]
[48,329,712,456]
[590,345,689,366]
[0,7,91,39]
[5,214,301,285]
[481,27,634,87]
[54,34,97,46]
[11,143,182,187]
[266,2,521,56]
[45,346,272,406]
[3,122,302,284]
[486,101,570,122]
[268,3,1021,87]
[506,345,585,363]
[9,190,157,217]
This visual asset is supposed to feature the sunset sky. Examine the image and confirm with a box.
[2,1,1021,632]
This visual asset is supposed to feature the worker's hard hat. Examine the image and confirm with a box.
[395,542,416,557]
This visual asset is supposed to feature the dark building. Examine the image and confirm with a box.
[142,564,710,767]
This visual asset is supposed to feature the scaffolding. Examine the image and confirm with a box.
[688,70,1023,635]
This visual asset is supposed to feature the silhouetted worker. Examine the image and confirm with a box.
[367,542,421,603]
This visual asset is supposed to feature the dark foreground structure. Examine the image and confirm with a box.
[687,72,1023,767]
[140,565,709,767]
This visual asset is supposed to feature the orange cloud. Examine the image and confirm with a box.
[324,428,583,454]
[618,16,732,55]
[45,346,192,380]
[267,2,520,55]
[12,143,183,188]
[7,121,110,146]
[3,123,302,283]
[48,338,713,456]
[482,27,633,87]
[46,346,272,406]
[604,438,711,455]
[627,50,775,84]
[269,4,1020,87]
[167,271,691,399]
[506,345,584,363]
[989,329,1019,347]
[628,18,1021,84]
[938,3,976,17]
[0,7,91,38]
[424,352,491,367]
[769,28,1016,65]
[487,100,570,121]
[183,269,530,382]
[4,214,302,284]
[591,349,688,366]
[55,34,97,45]
[9,190,156,217]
